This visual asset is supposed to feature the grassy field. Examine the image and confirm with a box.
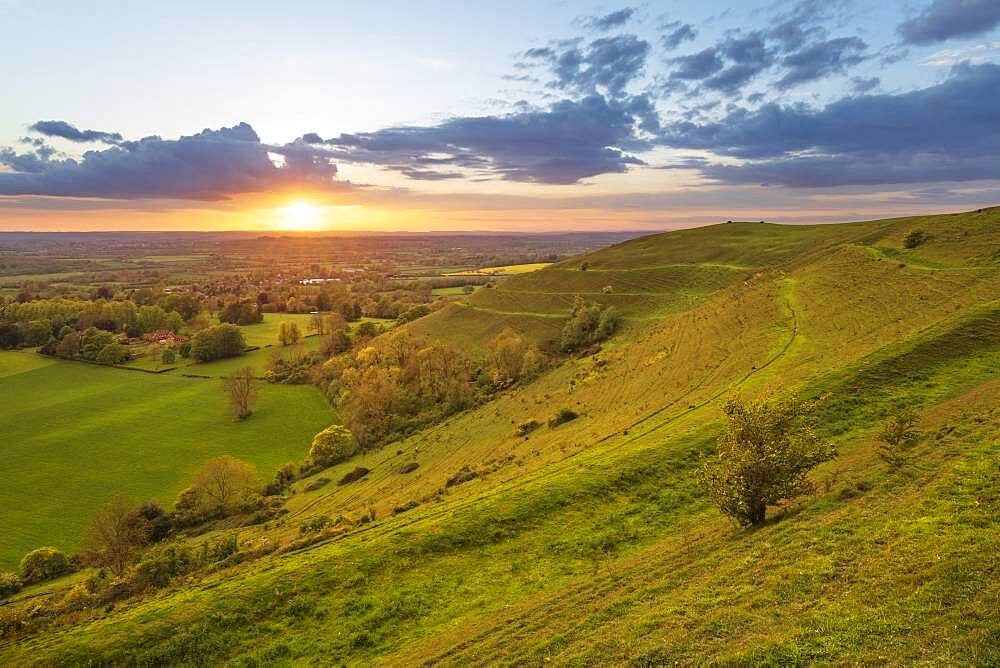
[2,209,999,664]
[445,262,551,276]
[0,351,336,570]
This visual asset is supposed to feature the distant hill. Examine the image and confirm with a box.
[3,208,998,665]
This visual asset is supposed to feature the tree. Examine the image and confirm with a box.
[309,424,359,468]
[80,495,148,577]
[158,292,201,320]
[190,323,246,362]
[80,327,116,360]
[96,342,130,365]
[486,327,529,386]
[161,347,176,364]
[0,323,23,349]
[55,331,81,358]
[219,300,262,325]
[223,366,259,420]
[876,409,920,468]
[700,394,835,527]
[320,329,351,357]
[278,320,302,346]
[189,456,262,515]
[309,313,327,336]
[20,547,70,584]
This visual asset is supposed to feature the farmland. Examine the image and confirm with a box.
[0,350,334,569]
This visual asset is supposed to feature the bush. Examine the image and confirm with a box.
[338,467,371,486]
[399,462,420,474]
[190,324,246,362]
[876,409,920,467]
[700,394,836,527]
[904,230,927,249]
[0,571,22,598]
[178,341,192,358]
[516,419,541,436]
[309,424,359,468]
[299,516,332,534]
[161,347,176,364]
[303,477,331,492]
[549,408,578,428]
[20,547,71,584]
[96,342,130,365]
[560,296,618,352]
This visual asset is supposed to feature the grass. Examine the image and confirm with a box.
[2,208,999,663]
[0,351,336,570]
[445,262,552,276]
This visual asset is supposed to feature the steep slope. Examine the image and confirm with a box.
[2,208,999,665]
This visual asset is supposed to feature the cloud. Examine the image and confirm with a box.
[663,1,865,96]
[578,7,635,32]
[520,34,650,97]
[29,120,123,144]
[775,36,868,89]
[658,62,1000,186]
[660,20,696,50]
[305,94,650,185]
[670,47,724,80]
[0,122,347,199]
[850,76,880,93]
[898,0,1000,46]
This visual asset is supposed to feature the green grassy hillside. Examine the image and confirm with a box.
[0,352,335,569]
[2,208,998,664]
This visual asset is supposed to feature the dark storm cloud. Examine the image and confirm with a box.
[520,34,650,97]
[29,120,123,144]
[898,0,1000,45]
[578,7,635,32]
[0,122,346,199]
[660,20,697,50]
[658,62,1000,186]
[304,94,650,185]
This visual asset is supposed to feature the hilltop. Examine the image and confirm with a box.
[1,208,998,665]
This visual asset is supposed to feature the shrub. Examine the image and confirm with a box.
[700,394,836,527]
[303,477,331,492]
[190,323,246,362]
[299,516,332,534]
[161,347,176,364]
[549,408,579,428]
[57,583,94,612]
[309,424,359,469]
[338,467,371,486]
[96,342,130,365]
[178,341,192,358]
[560,296,618,352]
[0,571,22,598]
[392,500,420,515]
[20,547,71,584]
[904,230,927,249]
[876,409,920,468]
[516,419,541,436]
[399,462,420,474]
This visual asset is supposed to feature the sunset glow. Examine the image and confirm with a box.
[277,201,323,230]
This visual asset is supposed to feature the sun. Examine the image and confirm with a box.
[277,200,323,230]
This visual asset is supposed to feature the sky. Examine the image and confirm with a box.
[1,0,999,232]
